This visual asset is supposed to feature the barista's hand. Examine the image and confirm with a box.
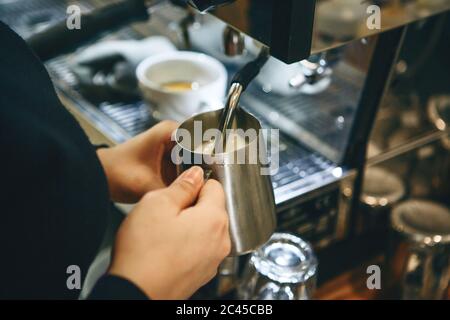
[97,120,178,203]
[109,166,231,300]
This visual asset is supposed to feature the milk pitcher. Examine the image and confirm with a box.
[174,108,277,255]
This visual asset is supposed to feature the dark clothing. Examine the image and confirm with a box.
[0,21,146,299]
[88,275,148,300]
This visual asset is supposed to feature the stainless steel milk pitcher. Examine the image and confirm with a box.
[174,108,277,255]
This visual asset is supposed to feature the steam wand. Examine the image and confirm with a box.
[213,47,270,154]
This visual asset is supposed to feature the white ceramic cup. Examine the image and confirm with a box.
[136,51,228,121]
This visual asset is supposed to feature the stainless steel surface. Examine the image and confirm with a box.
[243,59,365,163]
[210,0,450,62]
[388,199,450,299]
[175,108,277,255]
[361,167,405,208]
[357,166,405,235]
[238,233,317,300]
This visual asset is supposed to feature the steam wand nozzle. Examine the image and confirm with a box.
[213,47,270,154]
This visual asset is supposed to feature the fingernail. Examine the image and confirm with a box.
[181,166,204,185]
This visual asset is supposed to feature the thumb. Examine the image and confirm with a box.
[163,166,204,210]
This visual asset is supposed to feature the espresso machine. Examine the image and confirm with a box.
[2,0,449,298]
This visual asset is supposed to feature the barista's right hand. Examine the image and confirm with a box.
[108,166,231,300]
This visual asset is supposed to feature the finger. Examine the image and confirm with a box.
[196,179,226,210]
[132,120,179,165]
[132,120,178,153]
[163,166,204,209]
[152,120,179,143]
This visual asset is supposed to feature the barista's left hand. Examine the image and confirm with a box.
[97,120,178,203]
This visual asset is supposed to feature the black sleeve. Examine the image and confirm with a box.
[88,275,149,300]
[0,21,111,298]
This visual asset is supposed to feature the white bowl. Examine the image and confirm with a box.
[136,51,228,121]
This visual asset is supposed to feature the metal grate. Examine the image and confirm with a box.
[242,63,364,163]
[98,102,155,137]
